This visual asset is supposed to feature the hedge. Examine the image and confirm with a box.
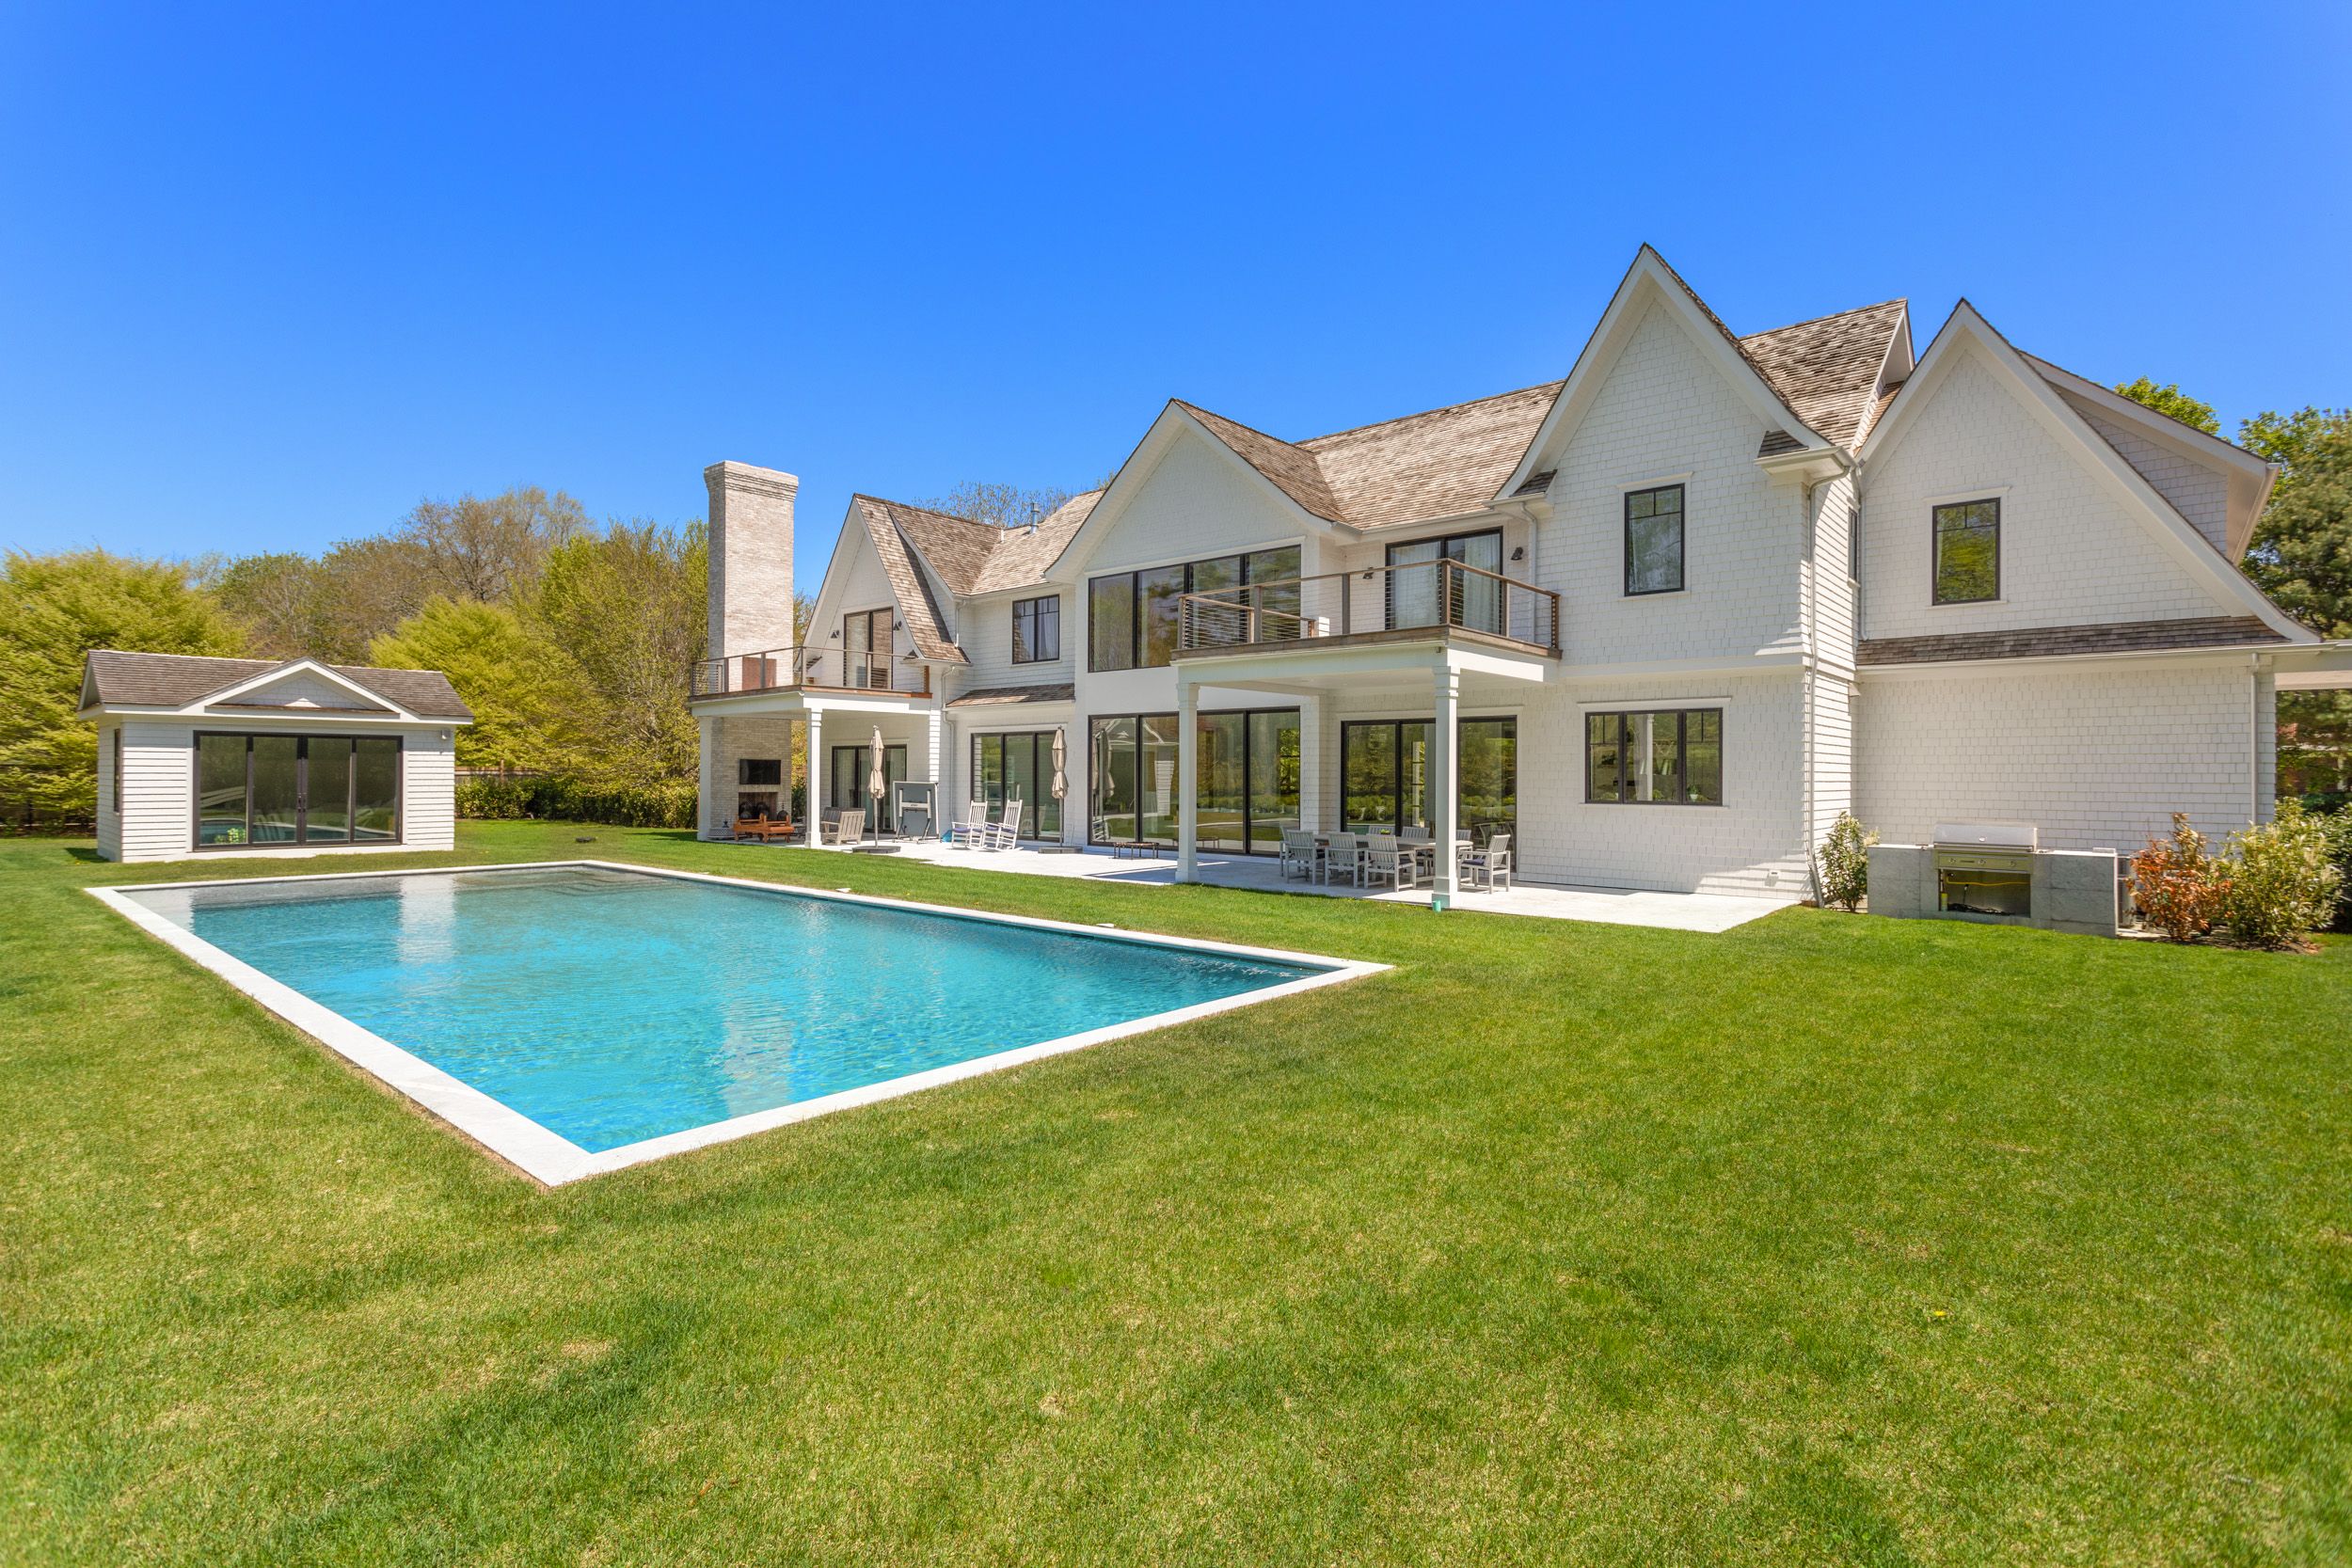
[455,775,698,830]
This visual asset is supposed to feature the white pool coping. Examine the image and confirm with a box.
[88,859,1388,1186]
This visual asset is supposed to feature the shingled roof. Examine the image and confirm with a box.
[1738,300,1908,449]
[80,650,472,719]
[849,489,1108,661]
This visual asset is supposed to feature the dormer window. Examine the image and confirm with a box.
[1624,484,1685,595]
[1931,499,2000,604]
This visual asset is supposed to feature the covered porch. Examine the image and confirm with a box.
[1168,630,1555,896]
[693,687,944,848]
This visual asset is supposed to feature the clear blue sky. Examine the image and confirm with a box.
[4,3,2347,591]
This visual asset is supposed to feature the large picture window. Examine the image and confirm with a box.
[1086,546,1301,671]
[1585,708,1722,805]
[1931,499,1999,604]
[1088,707,1298,852]
[1010,595,1059,664]
[1624,483,1685,595]
[194,733,401,847]
[971,731,1062,839]
[1340,718,1517,840]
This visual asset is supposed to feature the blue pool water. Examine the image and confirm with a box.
[128,864,1323,1152]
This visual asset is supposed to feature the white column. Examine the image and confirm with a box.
[803,707,825,847]
[697,715,720,838]
[1297,694,1323,833]
[925,705,945,786]
[1176,679,1200,881]
[1430,664,1459,897]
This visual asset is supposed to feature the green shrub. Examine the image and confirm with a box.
[2130,815,2228,942]
[1814,811,1877,911]
[454,774,696,830]
[2218,800,2344,949]
[2324,810,2352,933]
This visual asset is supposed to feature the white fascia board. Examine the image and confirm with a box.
[1858,643,2299,681]
[805,501,874,650]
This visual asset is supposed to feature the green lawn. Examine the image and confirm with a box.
[4,823,2349,1565]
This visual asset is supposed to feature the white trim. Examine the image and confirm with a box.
[90,860,1386,1187]
[191,658,421,721]
[1573,693,1735,710]
[1923,484,2010,508]
[1620,470,1694,491]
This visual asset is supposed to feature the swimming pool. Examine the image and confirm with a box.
[97,862,1377,1183]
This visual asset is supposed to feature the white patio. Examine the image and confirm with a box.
[748,837,1791,933]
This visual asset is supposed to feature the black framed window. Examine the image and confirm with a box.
[1088,706,1298,852]
[1624,483,1685,595]
[1931,499,1999,604]
[971,731,1062,839]
[1086,546,1302,671]
[1340,718,1517,839]
[1584,709,1722,805]
[841,607,893,688]
[1010,594,1059,664]
[110,729,122,817]
[192,733,402,847]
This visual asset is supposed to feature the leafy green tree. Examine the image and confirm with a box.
[0,551,246,816]
[212,551,338,659]
[2113,377,2220,435]
[529,521,708,790]
[2240,406,2352,799]
[401,485,587,604]
[369,597,589,774]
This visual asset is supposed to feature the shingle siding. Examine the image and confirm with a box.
[2061,395,2233,557]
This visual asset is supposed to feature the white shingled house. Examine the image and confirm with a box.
[690,245,2352,904]
[82,651,471,863]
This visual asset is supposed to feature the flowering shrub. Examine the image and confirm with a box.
[2218,800,2344,949]
[2130,815,2227,942]
[1815,811,1877,911]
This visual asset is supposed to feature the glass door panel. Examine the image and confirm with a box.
[249,736,300,843]
[1196,712,1247,853]
[1455,531,1503,635]
[197,734,248,845]
[1089,717,1138,843]
[1139,715,1183,843]
[353,738,400,840]
[1386,539,1441,629]
[1247,710,1299,851]
[306,738,352,842]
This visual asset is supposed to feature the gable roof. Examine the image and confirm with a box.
[850,497,973,663]
[1738,300,1908,449]
[80,650,472,720]
[969,490,1102,594]
[1858,300,2312,642]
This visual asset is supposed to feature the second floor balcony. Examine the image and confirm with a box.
[1176,558,1561,660]
[689,646,931,701]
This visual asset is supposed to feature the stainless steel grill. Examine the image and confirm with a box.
[1931,822,2036,918]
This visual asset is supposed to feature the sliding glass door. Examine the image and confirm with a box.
[193,734,401,848]
[1340,718,1516,838]
[1088,707,1299,852]
[1387,530,1504,634]
[970,731,1063,839]
[829,743,908,831]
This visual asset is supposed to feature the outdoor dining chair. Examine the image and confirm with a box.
[1464,832,1513,892]
[1362,838,1420,891]
[1321,832,1364,887]
[1278,827,1319,881]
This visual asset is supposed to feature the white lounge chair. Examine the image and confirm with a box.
[1463,832,1513,892]
[1362,838,1419,891]
[824,809,866,846]
[981,798,1023,851]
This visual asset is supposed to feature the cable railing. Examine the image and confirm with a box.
[1177,559,1560,655]
[688,646,928,699]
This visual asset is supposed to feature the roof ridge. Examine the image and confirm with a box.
[89,648,449,679]
[1297,379,1566,448]
[1170,398,1316,456]
[852,493,1010,534]
[1740,297,1907,343]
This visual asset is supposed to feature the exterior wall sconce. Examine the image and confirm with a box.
[1510,546,1526,562]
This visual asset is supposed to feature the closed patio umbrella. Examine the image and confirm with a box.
[1050,726,1068,804]
[867,724,886,841]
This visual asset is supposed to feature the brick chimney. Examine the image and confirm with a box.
[704,461,798,658]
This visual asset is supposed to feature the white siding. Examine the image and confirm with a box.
[1534,299,1807,667]
[2062,394,2233,556]
[1861,343,2233,641]
[1073,429,1311,577]
[956,583,1076,692]
[216,670,391,712]
[109,719,455,863]
[1854,658,2270,853]
[806,525,918,688]
[95,720,122,862]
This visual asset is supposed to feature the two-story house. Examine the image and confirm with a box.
[689,246,2348,901]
